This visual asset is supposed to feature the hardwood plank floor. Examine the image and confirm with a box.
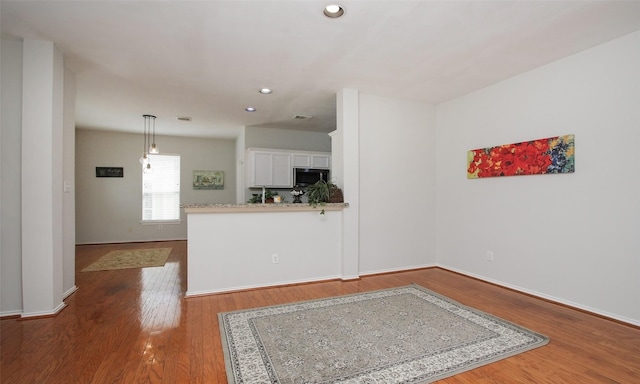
[1,240,639,383]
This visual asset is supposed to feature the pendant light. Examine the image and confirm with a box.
[148,114,159,154]
[144,114,159,154]
[140,114,158,172]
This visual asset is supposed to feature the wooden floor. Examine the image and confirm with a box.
[1,240,639,383]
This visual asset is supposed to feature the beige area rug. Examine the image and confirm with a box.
[219,284,549,383]
[82,248,172,272]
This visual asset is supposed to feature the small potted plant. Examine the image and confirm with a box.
[247,190,280,203]
[264,190,279,203]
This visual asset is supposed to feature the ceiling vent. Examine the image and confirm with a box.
[176,116,192,121]
[292,115,312,120]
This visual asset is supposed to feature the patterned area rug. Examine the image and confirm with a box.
[219,284,549,383]
[82,248,172,272]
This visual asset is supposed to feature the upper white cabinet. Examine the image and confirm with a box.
[292,154,311,168]
[291,153,330,169]
[247,150,292,188]
[272,153,292,186]
[311,154,330,169]
[246,148,331,188]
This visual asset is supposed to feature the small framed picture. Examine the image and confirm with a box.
[193,170,224,190]
[96,167,123,178]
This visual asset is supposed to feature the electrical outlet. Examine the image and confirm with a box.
[272,254,279,264]
[487,251,494,261]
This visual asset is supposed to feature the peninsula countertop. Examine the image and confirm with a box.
[181,202,349,213]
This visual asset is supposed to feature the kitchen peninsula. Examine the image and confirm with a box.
[182,203,349,297]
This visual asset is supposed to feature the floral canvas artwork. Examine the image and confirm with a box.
[467,134,574,179]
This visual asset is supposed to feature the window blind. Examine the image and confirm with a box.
[142,154,180,222]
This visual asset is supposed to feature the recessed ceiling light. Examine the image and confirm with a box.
[245,107,256,112]
[323,4,344,18]
[259,88,273,94]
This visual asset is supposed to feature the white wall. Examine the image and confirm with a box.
[62,66,76,298]
[19,40,73,317]
[75,129,236,244]
[235,127,246,204]
[337,88,359,279]
[435,31,640,325]
[1,38,76,317]
[1,39,24,315]
[245,126,331,152]
[186,208,343,295]
[358,93,437,275]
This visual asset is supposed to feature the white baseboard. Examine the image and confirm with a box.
[438,264,640,327]
[2,288,77,318]
[0,309,22,318]
[20,302,67,319]
[360,263,437,277]
[63,285,78,299]
[75,237,187,245]
[185,274,343,298]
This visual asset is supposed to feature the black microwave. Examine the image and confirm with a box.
[293,168,330,187]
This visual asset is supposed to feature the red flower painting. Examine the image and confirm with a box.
[467,134,575,178]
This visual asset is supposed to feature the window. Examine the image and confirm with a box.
[142,154,180,222]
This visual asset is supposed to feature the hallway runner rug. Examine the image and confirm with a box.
[82,248,172,271]
[219,284,549,383]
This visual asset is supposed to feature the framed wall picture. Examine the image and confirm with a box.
[96,167,123,177]
[193,170,224,190]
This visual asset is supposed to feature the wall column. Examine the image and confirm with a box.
[21,39,65,317]
[337,88,360,280]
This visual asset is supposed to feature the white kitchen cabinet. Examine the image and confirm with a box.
[247,150,292,188]
[292,153,330,169]
[272,153,292,186]
[246,148,330,188]
[311,154,330,169]
[292,154,311,167]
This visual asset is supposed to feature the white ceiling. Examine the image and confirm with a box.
[3,1,640,139]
